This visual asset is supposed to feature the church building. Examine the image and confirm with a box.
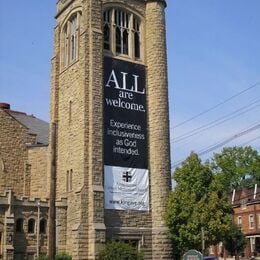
[0,0,172,259]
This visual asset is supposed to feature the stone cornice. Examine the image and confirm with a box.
[146,0,167,8]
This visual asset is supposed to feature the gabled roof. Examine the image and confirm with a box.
[8,110,49,145]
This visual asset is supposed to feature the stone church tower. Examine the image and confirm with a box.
[50,0,172,259]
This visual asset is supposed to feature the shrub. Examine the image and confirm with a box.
[37,255,49,260]
[99,241,143,260]
[55,252,72,260]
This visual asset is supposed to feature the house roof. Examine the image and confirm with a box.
[231,186,260,207]
[7,109,49,145]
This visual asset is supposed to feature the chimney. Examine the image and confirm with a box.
[254,184,257,200]
[231,189,236,204]
[0,103,10,110]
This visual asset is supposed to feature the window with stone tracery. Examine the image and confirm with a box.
[61,11,81,68]
[103,8,142,60]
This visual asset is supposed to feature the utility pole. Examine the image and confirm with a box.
[37,200,40,258]
[48,122,57,259]
[201,227,205,256]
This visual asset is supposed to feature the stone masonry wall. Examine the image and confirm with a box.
[0,109,28,197]
[28,146,49,199]
[146,1,173,259]
[52,0,91,258]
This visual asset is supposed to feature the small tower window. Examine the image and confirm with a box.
[69,100,72,124]
[103,8,142,60]
[28,218,35,234]
[66,169,73,192]
[40,219,47,234]
[16,218,24,233]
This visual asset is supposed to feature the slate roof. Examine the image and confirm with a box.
[8,110,49,145]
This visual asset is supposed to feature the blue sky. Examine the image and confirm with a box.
[0,1,260,168]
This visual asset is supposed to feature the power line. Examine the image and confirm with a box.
[172,82,260,129]
[239,136,260,147]
[198,123,260,156]
[172,122,260,168]
[173,99,260,143]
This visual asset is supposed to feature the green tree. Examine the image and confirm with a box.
[164,152,232,259]
[99,241,143,260]
[211,146,260,192]
[223,224,247,259]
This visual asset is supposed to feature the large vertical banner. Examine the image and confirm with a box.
[104,57,149,211]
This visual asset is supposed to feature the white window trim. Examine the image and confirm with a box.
[237,216,242,228]
[241,199,247,209]
[249,214,254,229]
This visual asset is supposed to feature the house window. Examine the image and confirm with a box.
[249,215,254,229]
[237,216,242,229]
[241,199,247,209]
[103,7,142,60]
[40,219,47,234]
[15,218,24,233]
[61,11,81,68]
[28,218,35,234]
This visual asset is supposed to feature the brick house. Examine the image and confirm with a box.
[231,185,260,258]
[0,103,49,259]
[209,186,260,259]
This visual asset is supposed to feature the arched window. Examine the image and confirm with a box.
[15,218,24,233]
[103,8,142,60]
[39,219,47,234]
[28,218,35,234]
[61,11,81,68]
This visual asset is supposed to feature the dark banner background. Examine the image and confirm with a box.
[104,57,148,169]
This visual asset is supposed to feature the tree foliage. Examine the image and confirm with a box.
[164,152,233,258]
[99,241,143,260]
[211,146,260,192]
[37,255,49,260]
[223,224,247,257]
[55,252,72,260]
